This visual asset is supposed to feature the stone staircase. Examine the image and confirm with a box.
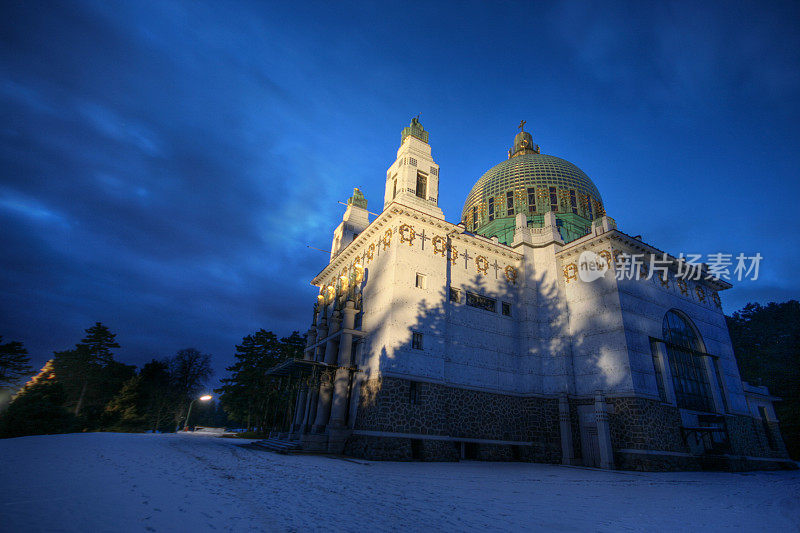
[250,438,302,454]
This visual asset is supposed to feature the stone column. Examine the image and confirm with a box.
[291,387,308,435]
[314,319,328,362]
[304,327,317,361]
[594,393,615,470]
[311,371,334,434]
[559,396,576,465]
[328,301,356,428]
[323,312,341,365]
[301,387,317,433]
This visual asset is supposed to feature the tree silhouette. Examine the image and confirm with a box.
[0,337,33,389]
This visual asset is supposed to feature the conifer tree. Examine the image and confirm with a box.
[0,337,34,389]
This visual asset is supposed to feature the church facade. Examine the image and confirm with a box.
[280,119,792,471]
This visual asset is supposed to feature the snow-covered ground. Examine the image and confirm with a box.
[1,433,798,532]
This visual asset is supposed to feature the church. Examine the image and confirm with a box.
[270,118,792,471]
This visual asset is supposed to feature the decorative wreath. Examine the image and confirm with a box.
[476,255,489,275]
[432,235,447,257]
[695,286,705,302]
[612,249,624,263]
[449,245,459,265]
[598,250,612,268]
[382,228,393,250]
[563,263,578,283]
[504,265,518,284]
[677,279,688,295]
[367,243,375,261]
[712,292,721,307]
[399,224,415,245]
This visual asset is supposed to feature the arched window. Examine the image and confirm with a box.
[661,311,714,412]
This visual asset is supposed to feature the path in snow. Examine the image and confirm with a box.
[0,432,798,532]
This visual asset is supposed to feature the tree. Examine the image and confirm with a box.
[52,323,121,416]
[217,330,305,432]
[0,378,77,438]
[170,348,213,428]
[104,359,178,432]
[727,300,800,459]
[0,337,34,389]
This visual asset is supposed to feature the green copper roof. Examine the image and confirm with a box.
[401,117,429,144]
[461,151,604,245]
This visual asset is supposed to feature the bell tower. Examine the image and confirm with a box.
[383,117,444,218]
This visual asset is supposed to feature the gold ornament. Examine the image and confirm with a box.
[712,292,721,306]
[695,286,705,302]
[598,250,612,268]
[475,255,489,275]
[367,243,375,261]
[399,224,415,245]
[449,245,459,265]
[382,228,393,250]
[504,265,518,284]
[564,263,578,283]
[432,235,447,257]
[677,279,688,295]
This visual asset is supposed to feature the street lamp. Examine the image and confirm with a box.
[182,394,213,431]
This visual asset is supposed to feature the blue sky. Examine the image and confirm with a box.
[2,0,799,379]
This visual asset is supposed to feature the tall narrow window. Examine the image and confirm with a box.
[472,205,478,230]
[412,332,423,350]
[527,187,536,213]
[650,339,667,402]
[392,179,397,199]
[415,273,426,289]
[506,191,515,216]
[569,190,578,214]
[586,194,593,219]
[488,197,495,221]
[416,172,427,199]
[549,187,558,212]
[713,359,728,412]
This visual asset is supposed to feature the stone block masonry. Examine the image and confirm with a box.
[346,376,560,462]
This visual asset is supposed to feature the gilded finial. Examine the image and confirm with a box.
[518,120,526,132]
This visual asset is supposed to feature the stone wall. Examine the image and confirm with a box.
[727,414,789,459]
[349,376,560,462]
[608,397,686,452]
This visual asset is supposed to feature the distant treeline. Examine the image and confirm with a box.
[0,323,305,438]
[727,300,800,459]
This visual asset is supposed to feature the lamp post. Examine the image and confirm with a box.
[182,394,212,431]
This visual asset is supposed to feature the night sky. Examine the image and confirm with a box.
[2,1,799,381]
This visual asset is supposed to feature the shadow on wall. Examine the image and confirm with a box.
[354,251,626,405]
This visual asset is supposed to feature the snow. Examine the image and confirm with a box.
[1,433,798,532]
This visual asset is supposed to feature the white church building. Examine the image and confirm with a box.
[272,118,792,471]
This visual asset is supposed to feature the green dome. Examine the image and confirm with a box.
[461,151,605,245]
